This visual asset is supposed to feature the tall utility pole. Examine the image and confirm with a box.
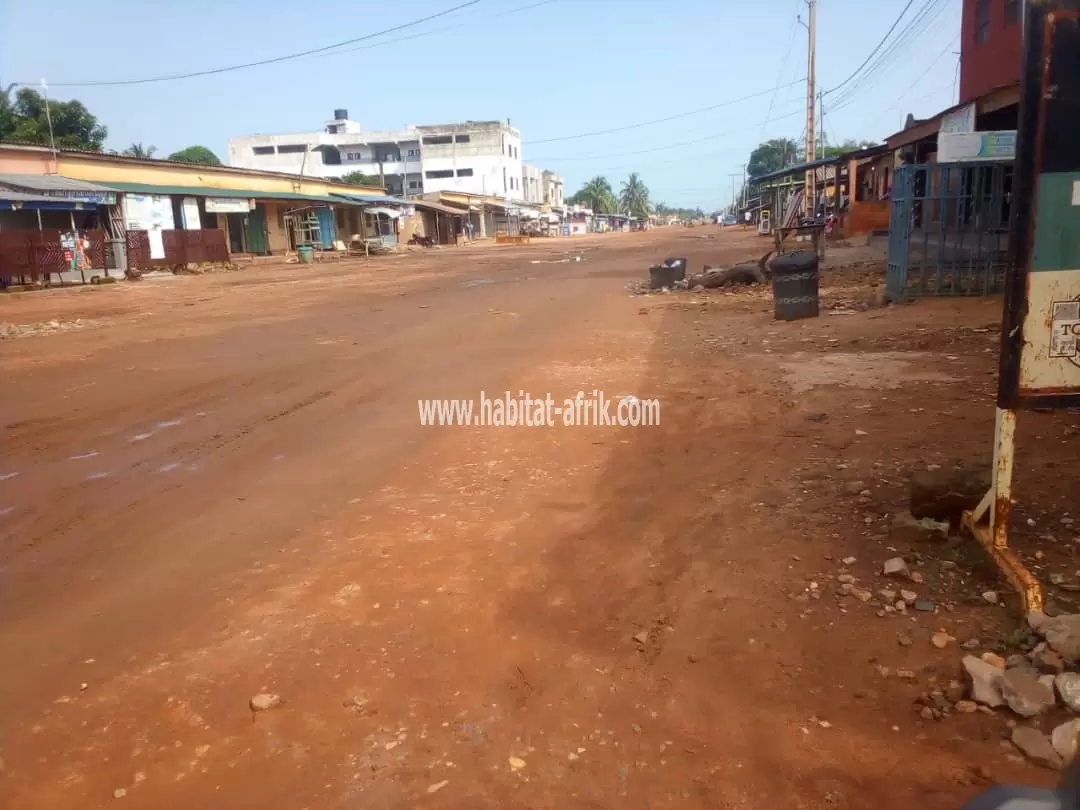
[741,163,748,211]
[804,0,817,215]
[728,172,742,213]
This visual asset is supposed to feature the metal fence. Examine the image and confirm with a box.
[0,229,107,285]
[886,162,1012,300]
[126,229,229,272]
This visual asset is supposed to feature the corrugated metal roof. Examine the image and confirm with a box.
[751,156,839,183]
[411,199,468,216]
[0,173,117,193]
[331,192,409,206]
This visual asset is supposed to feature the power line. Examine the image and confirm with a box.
[31,1,483,87]
[530,79,806,145]
[829,0,951,109]
[531,105,807,162]
[760,0,802,136]
[541,107,807,175]
[310,0,559,60]
[824,0,917,96]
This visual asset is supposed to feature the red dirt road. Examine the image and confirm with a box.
[0,230,1054,808]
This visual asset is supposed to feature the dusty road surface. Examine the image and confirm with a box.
[0,229,1068,808]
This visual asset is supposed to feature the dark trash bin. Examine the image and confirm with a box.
[648,257,687,289]
[768,250,820,320]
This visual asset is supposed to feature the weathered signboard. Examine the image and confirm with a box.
[964,0,1080,614]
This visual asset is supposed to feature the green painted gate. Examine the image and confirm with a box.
[245,205,269,255]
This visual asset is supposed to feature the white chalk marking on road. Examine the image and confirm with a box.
[194,411,211,417]
[130,433,154,442]
[272,455,285,461]
[158,463,181,473]
[69,451,100,460]
[0,472,20,481]
[155,419,184,429]
[0,506,14,517]
[86,472,112,481]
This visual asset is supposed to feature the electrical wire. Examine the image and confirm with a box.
[308,0,560,60]
[529,79,806,145]
[760,0,801,136]
[828,0,952,109]
[31,1,483,87]
[824,0,917,96]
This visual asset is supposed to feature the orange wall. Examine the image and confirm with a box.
[842,200,890,237]
[0,149,56,175]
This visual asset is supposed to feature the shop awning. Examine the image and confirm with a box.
[101,181,342,204]
[0,173,117,204]
[0,188,99,210]
[330,192,409,206]
[411,199,468,216]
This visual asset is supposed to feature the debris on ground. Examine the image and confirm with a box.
[1011,726,1062,770]
[249,693,282,712]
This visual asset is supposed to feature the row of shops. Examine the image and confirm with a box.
[0,142,406,284]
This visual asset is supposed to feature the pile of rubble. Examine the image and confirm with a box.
[628,253,774,295]
[959,612,1080,769]
[812,463,1080,770]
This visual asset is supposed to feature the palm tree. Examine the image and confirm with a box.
[123,142,156,159]
[570,176,618,214]
[619,173,650,218]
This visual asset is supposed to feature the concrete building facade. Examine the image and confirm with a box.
[228,112,523,202]
[521,164,543,205]
[542,171,565,208]
[959,0,1022,103]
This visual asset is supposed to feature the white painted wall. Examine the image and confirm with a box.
[227,119,524,201]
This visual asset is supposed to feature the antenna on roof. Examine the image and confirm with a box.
[41,78,58,173]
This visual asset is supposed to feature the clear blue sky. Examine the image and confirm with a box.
[1,0,962,210]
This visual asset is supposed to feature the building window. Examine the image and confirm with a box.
[252,146,274,155]
[503,167,507,192]
[456,168,474,177]
[408,180,421,190]
[454,134,471,143]
[975,0,991,43]
[406,148,420,158]
[277,144,307,154]
[425,169,454,179]
[1004,0,1020,26]
[422,135,453,145]
[345,152,365,161]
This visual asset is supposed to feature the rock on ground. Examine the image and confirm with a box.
[963,655,1005,707]
[1012,726,1064,770]
[1053,719,1080,763]
[1029,612,1080,665]
[1056,673,1080,711]
[250,693,282,712]
[1001,669,1056,717]
[883,557,911,580]
[890,510,949,544]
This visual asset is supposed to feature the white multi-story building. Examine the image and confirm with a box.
[542,170,565,208]
[227,111,524,201]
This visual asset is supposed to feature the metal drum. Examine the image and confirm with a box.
[768,250,820,321]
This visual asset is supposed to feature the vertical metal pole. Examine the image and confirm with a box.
[805,0,817,216]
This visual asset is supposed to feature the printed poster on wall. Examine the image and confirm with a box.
[181,197,202,230]
[122,193,175,259]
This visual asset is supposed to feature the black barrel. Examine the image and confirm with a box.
[648,257,687,289]
[768,250,820,320]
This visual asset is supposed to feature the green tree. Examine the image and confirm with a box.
[619,173,650,218]
[747,138,801,178]
[123,142,156,158]
[168,145,221,165]
[340,170,382,186]
[568,176,617,213]
[822,138,879,158]
[0,86,107,150]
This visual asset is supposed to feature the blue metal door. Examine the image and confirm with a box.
[886,165,914,301]
[315,207,336,249]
